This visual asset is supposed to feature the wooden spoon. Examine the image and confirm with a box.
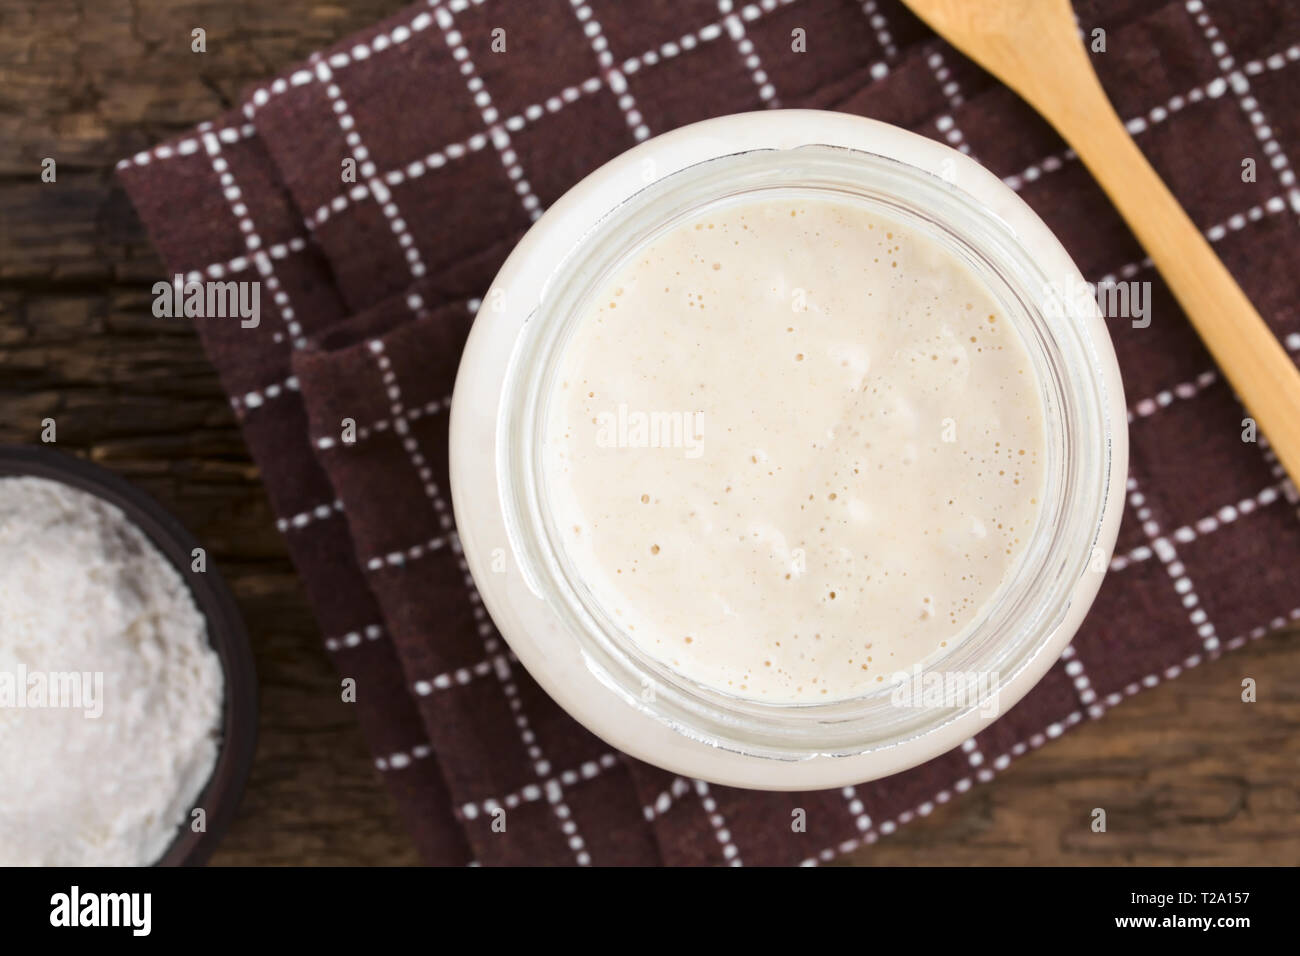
[902,0,1300,483]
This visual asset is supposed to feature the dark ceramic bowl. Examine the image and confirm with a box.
[0,444,258,866]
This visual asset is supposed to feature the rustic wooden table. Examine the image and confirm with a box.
[2,0,1296,866]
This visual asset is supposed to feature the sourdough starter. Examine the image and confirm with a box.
[544,197,1047,702]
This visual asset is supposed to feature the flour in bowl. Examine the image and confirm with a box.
[0,476,223,866]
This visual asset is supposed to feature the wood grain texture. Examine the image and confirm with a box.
[1,0,1296,866]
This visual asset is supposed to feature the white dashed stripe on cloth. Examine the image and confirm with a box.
[436,537,591,860]
[1111,257,1299,532]
[435,5,544,220]
[925,46,976,160]
[316,414,387,450]
[638,775,744,863]
[290,1,840,232]
[367,338,592,865]
[860,0,898,58]
[1239,46,1300,214]
[184,236,309,284]
[1108,481,1288,571]
[314,58,430,280]
[1094,192,1293,421]
[1129,76,1234,137]
[1003,47,1300,192]
[309,185,361,229]
[621,22,725,76]
[366,344,451,528]
[1173,485,1288,548]
[804,715,1088,865]
[935,114,972,157]
[374,741,434,771]
[800,716,1103,865]
[244,3,454,116]
[458,754,619,820]
[246,68,318,119]
[1060,643,1101,717]
[1218,607,1300,653]
[694,779,744,866]
[1257,438,1300,523]
[738,0,797,20]
[364,535,449,571]
[403,291,430,321]
[116,123,257,170]
[926,48,965,110]
[230,374,300,415]
[619,0,808,85]
[960,735,996,784]
[841,785,873,834]
[324,622,385,653]
[569,0,651,141]
[412,655,496,696]
[799,601,1300,864]
[306,77,606,227]
[1186,2,1298,191]
[275,499,344,533]
[1002,147,1078,192]
[1204,193,1292,242]
[642,776,692,821]
[247,0,822,223]
[200,131,307,349]
[1097,253,1156,292]
[314,395,450,450]
[1126,474,1222,651]
[1127,370,1218,423]
[1005,75,1226,191]
[1107,543,1154,573]
[497,75,605,144]
[719,1,780,105]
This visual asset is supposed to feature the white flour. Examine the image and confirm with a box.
[0,476,224,865]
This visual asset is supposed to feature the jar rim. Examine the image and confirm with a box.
[451,110,1128,789]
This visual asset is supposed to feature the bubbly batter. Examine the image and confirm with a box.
[545,197,1046,702]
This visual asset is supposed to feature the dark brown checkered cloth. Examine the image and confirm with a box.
[117,0,1300,865]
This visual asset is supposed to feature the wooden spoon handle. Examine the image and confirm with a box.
[1047,56,1300,480]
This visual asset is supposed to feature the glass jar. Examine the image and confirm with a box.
[450,110,1127,790]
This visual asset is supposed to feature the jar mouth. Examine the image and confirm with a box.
[499,144,1118,761]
